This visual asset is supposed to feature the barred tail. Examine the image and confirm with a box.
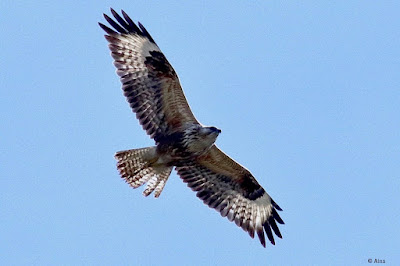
[115,146,173,197]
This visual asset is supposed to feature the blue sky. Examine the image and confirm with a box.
[1,1,399,265]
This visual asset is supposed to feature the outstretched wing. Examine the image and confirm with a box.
[99,9,198,142]
[176,145,284,247]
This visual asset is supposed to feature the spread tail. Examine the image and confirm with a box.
[115,146,173,197]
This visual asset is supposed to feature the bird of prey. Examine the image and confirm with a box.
[99,8,284,247]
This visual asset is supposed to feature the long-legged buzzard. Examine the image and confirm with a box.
[99,8,284,247]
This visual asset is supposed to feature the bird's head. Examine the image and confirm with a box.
[183,124,222,152]
[210,126,222,135]
[199,126,222,144]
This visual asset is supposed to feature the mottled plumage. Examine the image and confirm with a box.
[100,8,284,247]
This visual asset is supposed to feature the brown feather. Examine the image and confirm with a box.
[177,145,284,247]
[100,10,199,142]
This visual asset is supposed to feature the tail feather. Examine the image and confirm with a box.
[143,167,172,197]
[115,147,173,197]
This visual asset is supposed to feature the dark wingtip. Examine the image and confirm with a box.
[121,9,141,33]
[121,9,129,18]
[98,22,117,35]
[272,208,285,225]
[101,9,156,45]
[264,224,275,245]
[110,8,131,31]
[271,198,283,211]
[269,218,282,239]
[103,13,127,34]
[110,8,119,22]
[257,229,266,248]
[138,22,156,43]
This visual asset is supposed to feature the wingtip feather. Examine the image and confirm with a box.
[99,22,117,35]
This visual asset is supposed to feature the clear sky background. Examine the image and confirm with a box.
[1,1,399,265]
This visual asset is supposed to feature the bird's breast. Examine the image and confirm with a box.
[156,131,216,162]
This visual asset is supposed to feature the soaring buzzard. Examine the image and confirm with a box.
[99,8,284,247]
